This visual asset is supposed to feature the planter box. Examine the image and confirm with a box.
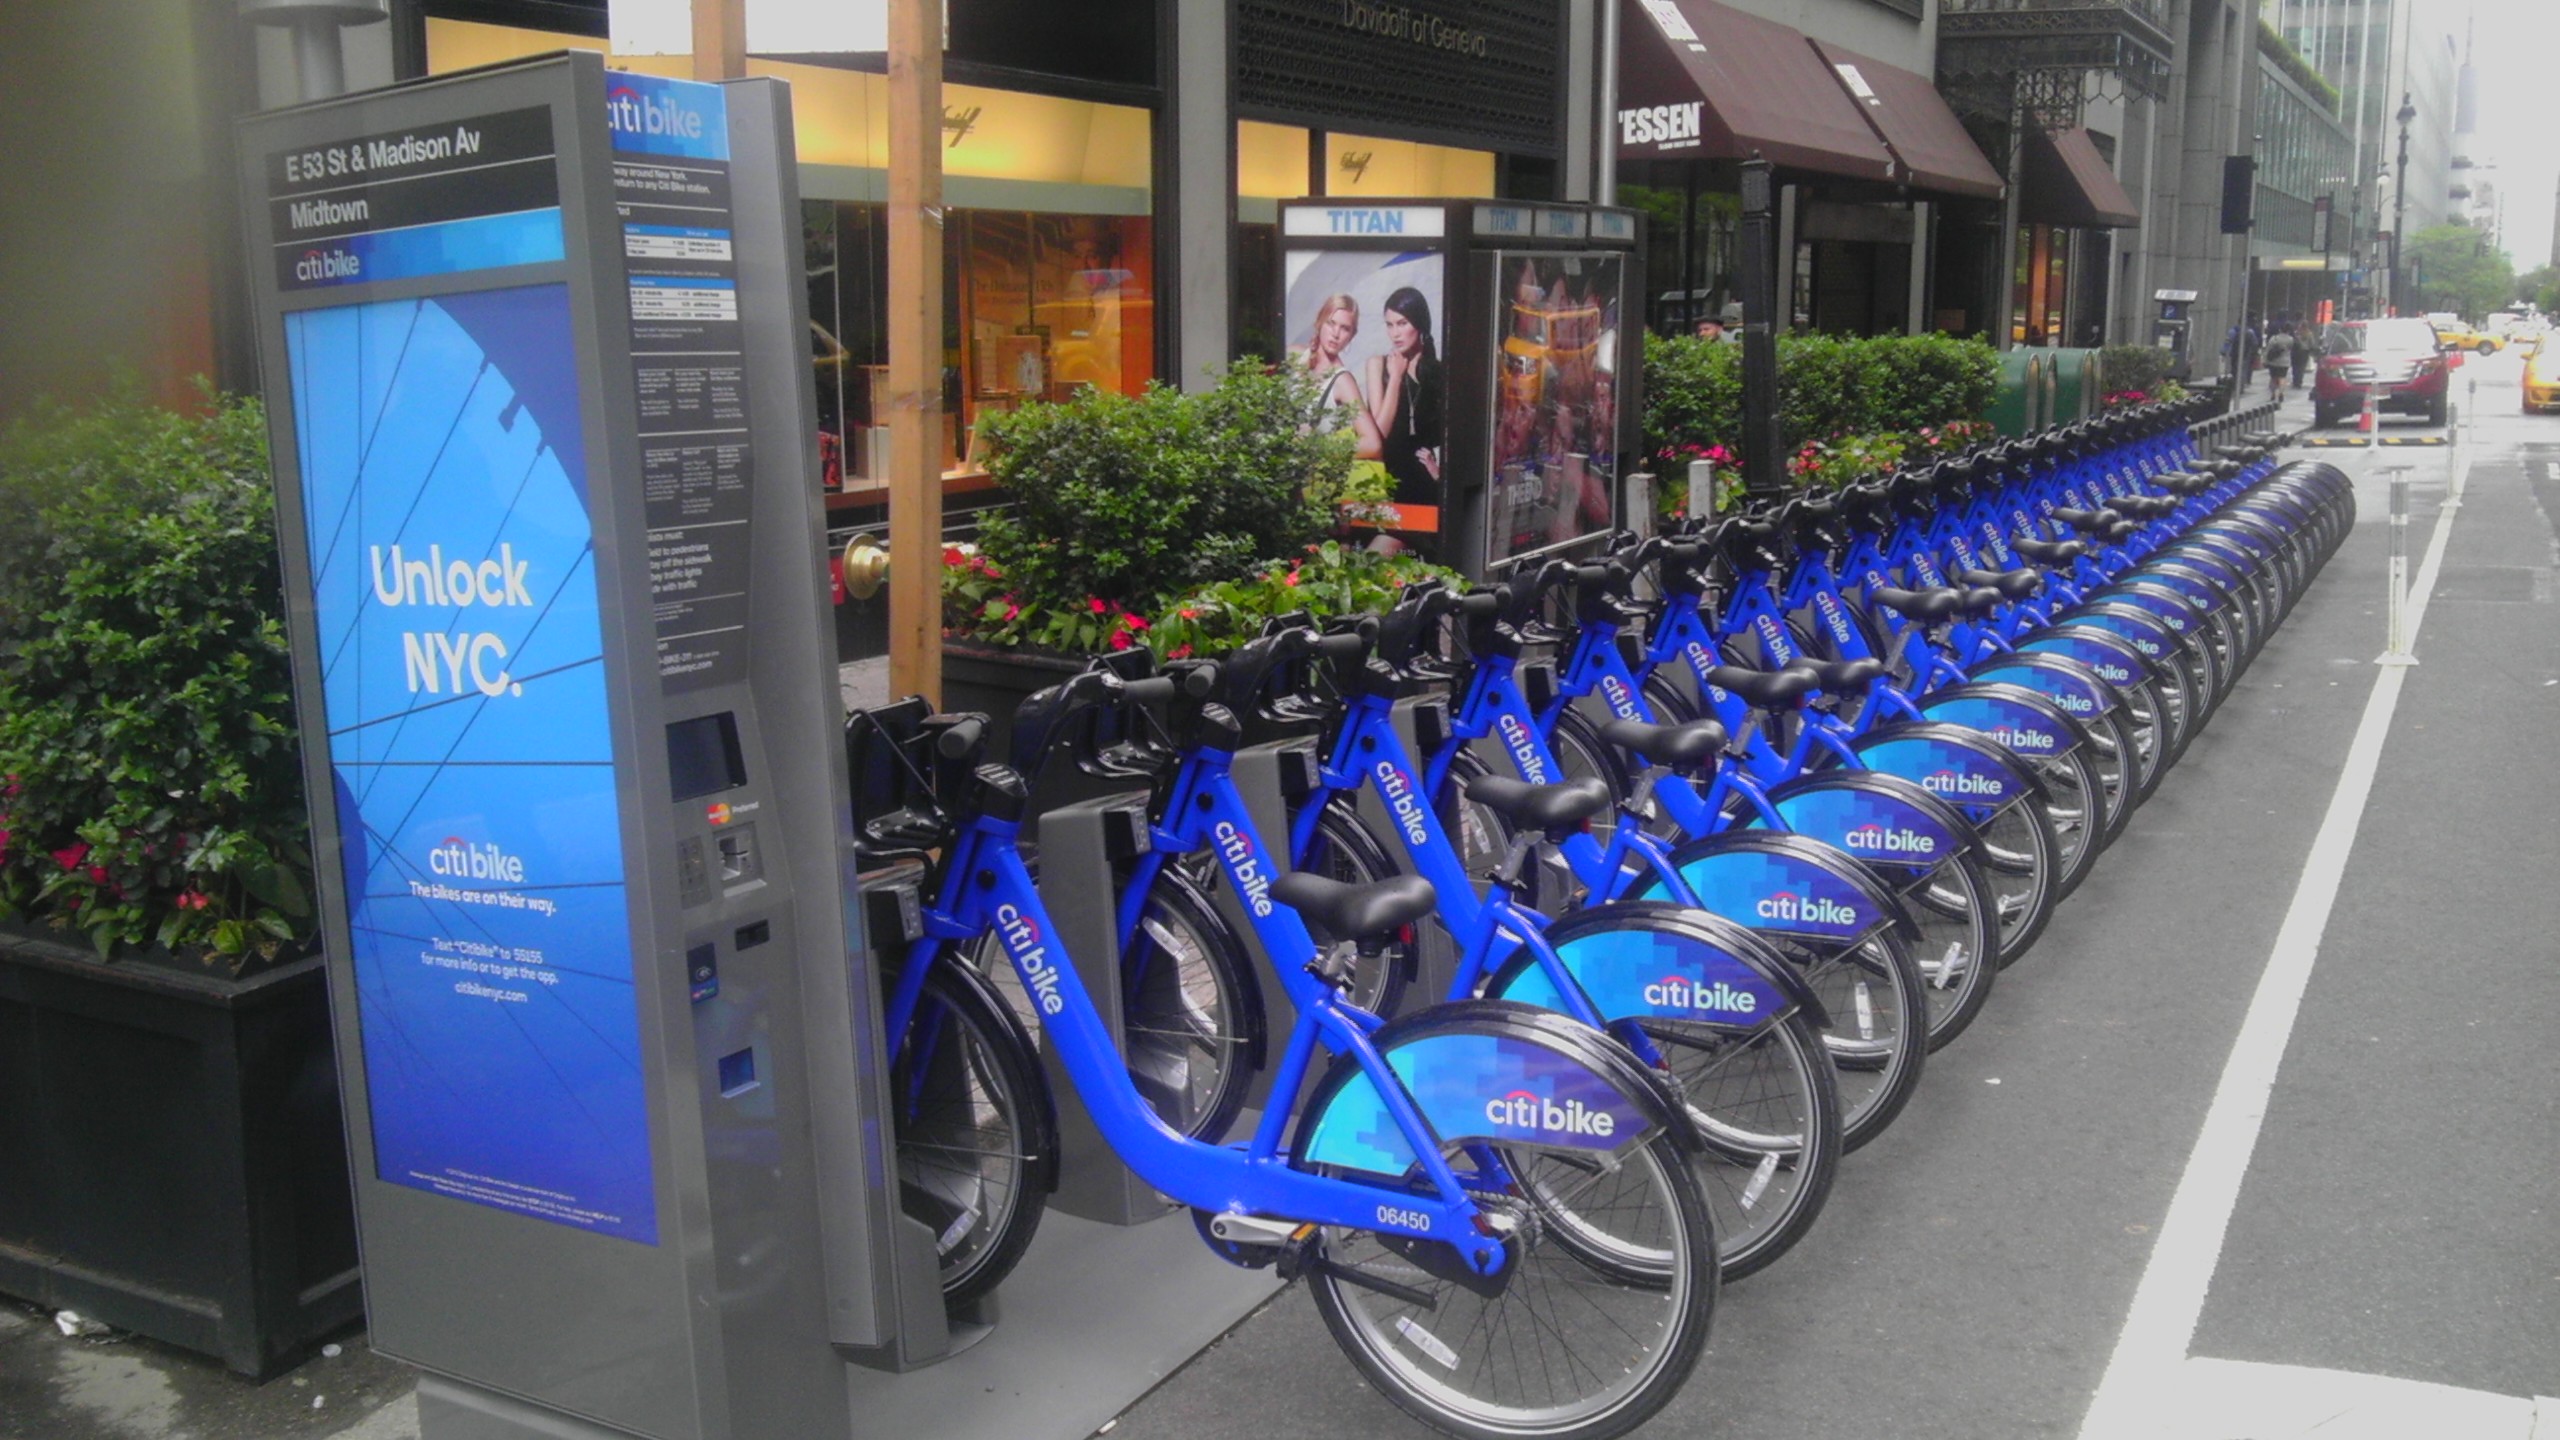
[0,926,361,1378]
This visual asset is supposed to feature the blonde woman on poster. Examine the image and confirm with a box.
[1298,292,1384,458]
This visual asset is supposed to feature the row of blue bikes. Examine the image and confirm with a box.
[845,393,2347,1440]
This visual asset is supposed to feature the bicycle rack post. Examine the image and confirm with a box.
[2376,464,2419,667]
[1038,792,1179,1223]
[1688,457,1718,519]
[2363,383,2380,456]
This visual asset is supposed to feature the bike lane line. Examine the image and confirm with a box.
[2075,450,2468,1440]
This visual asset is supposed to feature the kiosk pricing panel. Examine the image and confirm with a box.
[241,54,921,1440]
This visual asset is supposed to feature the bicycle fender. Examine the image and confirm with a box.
[1645,830,1920,944]
[1487,900,1832,1033]
[1968,652,2121,724]
[2053,605,2180,667]
[2098,576,2217,631]
[2016,628,2150,692]
[1745,770,1978,871]
[1293,999,1693,1178]
[1846,719,2054,810]
[1916,683,2088,763]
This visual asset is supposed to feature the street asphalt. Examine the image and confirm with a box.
[4,357,2553,1440]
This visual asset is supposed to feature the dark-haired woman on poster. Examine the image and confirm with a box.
[1363,286,1444,507]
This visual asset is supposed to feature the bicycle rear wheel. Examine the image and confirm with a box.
[1307,1134,1716,1440]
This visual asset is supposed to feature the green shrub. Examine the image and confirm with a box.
[1142,541,1461,660]
[0,388,312,967]
[1641,331,1999,466]
[970,361,1355,622]
[2097,345,2173,403]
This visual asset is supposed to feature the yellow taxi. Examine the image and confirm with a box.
[2523,335,2560,413]
[2431,319,2502,354]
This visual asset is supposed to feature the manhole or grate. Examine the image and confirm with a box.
[2431,565,2549,603]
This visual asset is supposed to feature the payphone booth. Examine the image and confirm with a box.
[238,54,943,1440]
[1275,200,1644,577]
[2153,287,2198,379]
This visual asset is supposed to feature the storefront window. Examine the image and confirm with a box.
[808,203,1154,489]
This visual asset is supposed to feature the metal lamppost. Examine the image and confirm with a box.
[2390,92,2416,315]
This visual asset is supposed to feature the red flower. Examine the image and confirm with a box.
[1002,600,1020,622]
[943,545,967,568]
[1123,614,1148,632]
[85,864,108,886]
[1,774,18,798]
[1107,629,1134,652]
[1178,607,1199,620]
[1282,570,1301,588]
[52,841,89,871]
[1168,644,1193,660]
[178,890,211,911]
[1088,596,1108,614]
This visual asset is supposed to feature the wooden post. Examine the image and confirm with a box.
[886,0,944,703]
[689,0,743,80]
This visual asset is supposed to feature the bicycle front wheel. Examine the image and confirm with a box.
[892,960,1056,1308]
[1307,1134,1716,1440]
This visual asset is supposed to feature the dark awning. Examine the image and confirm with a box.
[1617,0,1896,184]
[1808,40,2005,199]
[2021,127,2141,228]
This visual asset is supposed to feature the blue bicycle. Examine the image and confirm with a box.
[849,692,1720,1440]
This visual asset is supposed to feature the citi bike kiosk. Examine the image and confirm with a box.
[239,53,1267,1440]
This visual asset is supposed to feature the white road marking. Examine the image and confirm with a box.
[2150,1359,2546,1438]
[2077,455,2467,1440]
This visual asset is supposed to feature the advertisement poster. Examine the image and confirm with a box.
[1488,251,1623,565]
[1283,247,1446,547]
[285,284,658,1244]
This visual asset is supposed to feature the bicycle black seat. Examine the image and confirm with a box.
[2011,537,2085,564]
[1596,716,1727,773]
[1786,656,1887,690]
[1268,871,1437,946]
[1959,567,2041,601]
[2107,496,2180,519]
[1703,664,1819,709]
[1462,774,1613,834]
[1872,586,1963,621]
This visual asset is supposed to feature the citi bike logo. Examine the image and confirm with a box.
[1756,889,1857,926]
[992,904,1067,1016]
[1641,975,1758,1016]
[1814,590,1858,647]
[2048,690,2097,714]
[1753,613,1795,662]
[607,84,706,144]
[429,836,525,882]
[1923,769,2005,798]
[1495,713,1549,782]
[1375,761,1432,848]
[1599,673,1642,720]
[1484,1089,1617,1137]
[1212,821,1274,917]
[1843,822,1936,857]
[1684,643,1730,702]
[1986,724,2057,753]
[295,246,362,283]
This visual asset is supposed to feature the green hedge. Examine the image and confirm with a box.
[0,390,313,967]
[1641,331,2000,462]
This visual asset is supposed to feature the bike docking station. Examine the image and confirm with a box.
[239,51,1269,1440]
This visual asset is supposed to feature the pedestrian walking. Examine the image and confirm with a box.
[2262,325,2296,398]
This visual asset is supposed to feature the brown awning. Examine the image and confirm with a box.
[1617,0,1896,184]
[2021,127,2141,228]
[1808,40,2005,200]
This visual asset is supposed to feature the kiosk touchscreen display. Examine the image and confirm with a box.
[665,712,747,801]
[283,283,660,1245]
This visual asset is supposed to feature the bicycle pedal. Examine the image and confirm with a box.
[1194,1209,1304,1271]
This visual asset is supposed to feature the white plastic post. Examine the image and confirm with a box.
[2376,465,2418,666]
[1688,458,1718,519]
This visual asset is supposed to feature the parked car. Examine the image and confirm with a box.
[2523,336,2560,414]
[2310,317,2451,427]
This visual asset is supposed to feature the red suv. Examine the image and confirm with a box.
[2311,317,2450,427]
